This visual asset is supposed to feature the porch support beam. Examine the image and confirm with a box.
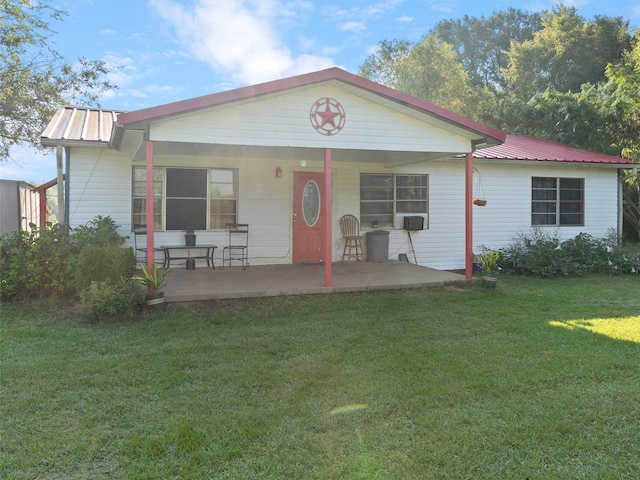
[324,147,333,287]
[465,152,473,279]
[146,139,155,270]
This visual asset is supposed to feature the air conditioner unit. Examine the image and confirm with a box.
[403,216,424,231]
[394,214,427,230]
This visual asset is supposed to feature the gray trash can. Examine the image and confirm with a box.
[366,230,389,262]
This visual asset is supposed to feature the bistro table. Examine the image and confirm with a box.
[160,244,217,269]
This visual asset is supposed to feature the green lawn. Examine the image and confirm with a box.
[2,275,639,479]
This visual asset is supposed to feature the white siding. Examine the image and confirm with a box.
[472,162,620,252]
[67,150,621,270]
[150,84,471,153]
[68,148,132,229]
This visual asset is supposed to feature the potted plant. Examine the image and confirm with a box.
[133,262,171,313]
[477,249,500,289]
[185,227,196,246]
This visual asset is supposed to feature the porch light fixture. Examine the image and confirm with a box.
[275,166,283,177]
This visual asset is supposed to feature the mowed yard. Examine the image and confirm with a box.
[1,275,639,479]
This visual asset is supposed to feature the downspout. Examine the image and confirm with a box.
[64,147,70,232]
[324,148,333,287]
[56,146,65,232]
[465,152,473,279]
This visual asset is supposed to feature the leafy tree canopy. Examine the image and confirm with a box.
[431,8,542,93]
[503,5,632,100]
[0,0,115,159]
[359,35,488,118]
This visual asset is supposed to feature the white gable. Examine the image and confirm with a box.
[149,84,471,153]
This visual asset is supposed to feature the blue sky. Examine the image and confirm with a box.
[3,0,639,183]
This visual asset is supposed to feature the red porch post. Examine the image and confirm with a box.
[324,147,333,287]
[465,152,473,279]
[146,139,155,269]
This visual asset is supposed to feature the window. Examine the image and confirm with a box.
[132,167,163,230]
[132,167,238,230]
[360,174,428,228]
[210,169,238,229]
[532,177,584,226]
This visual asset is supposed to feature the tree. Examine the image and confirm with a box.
[503,5,631,100]
[0,0,115,159]
[432,8,542,93]
[359,35,486,118]
[484,34,640,240]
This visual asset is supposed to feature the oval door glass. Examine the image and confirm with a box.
[302,180,321,227]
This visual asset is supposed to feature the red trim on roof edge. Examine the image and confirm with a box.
[117,67,506,143]
[474,134,637,165]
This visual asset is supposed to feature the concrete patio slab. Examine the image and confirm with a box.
[161,261,466,302]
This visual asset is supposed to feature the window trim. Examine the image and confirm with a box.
[132,166,238,231]
[531,176,584,227]
[360,173,429,229]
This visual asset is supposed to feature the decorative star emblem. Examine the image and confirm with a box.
[310,98,345,136]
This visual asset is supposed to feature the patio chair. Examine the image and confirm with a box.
[340,214,363,262]
[220,223,250,270]
[133,225,165,266]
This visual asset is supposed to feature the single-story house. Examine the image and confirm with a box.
[40,67,636,284]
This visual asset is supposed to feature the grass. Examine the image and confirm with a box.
[1,274,639,479]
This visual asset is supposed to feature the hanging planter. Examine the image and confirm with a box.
[473,168,487,206]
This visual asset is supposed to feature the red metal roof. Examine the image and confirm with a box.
[474,134,637,165]
[117,67,506,144]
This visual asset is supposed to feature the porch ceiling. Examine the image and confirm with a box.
[132,141,459,167]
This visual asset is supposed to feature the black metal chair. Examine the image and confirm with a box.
[220,223,249,270]
[133,224,165,266]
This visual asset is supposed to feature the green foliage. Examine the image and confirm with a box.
[133,262,170,293]
[432,8,542,92]
[74,245,135,293]
[476,249,500,273]
[359,35,485,117]
[503,6,631,101]
[71,215,127,250]
[0,222,74,300]
[499,229,640,276]
[0,216,132,301]
[0,0,115,158]
[78,278,145,321]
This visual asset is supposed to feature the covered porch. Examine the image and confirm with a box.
[161,261,466,303]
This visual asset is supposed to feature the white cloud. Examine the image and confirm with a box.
[148,0,336,85]
[341,21,366,32]
[395,15,414,23]
[146,84,181,95]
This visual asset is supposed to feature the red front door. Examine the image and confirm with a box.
[293,171,325,263]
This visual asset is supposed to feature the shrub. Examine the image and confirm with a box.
[499,228,640,276]
[74,245,135,293]
[0,216,133,301]
[78,278,145,321]
[70,215,127,251]
[0,223,74,300]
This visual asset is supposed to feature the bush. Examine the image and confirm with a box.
[74,245,135,293]
[0,223,74,300]
[499,228,640,276]
[71,215,127,251]
[78,278,145,321]
[0,216,133,301]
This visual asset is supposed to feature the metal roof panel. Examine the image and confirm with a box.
[474,134,637,165]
